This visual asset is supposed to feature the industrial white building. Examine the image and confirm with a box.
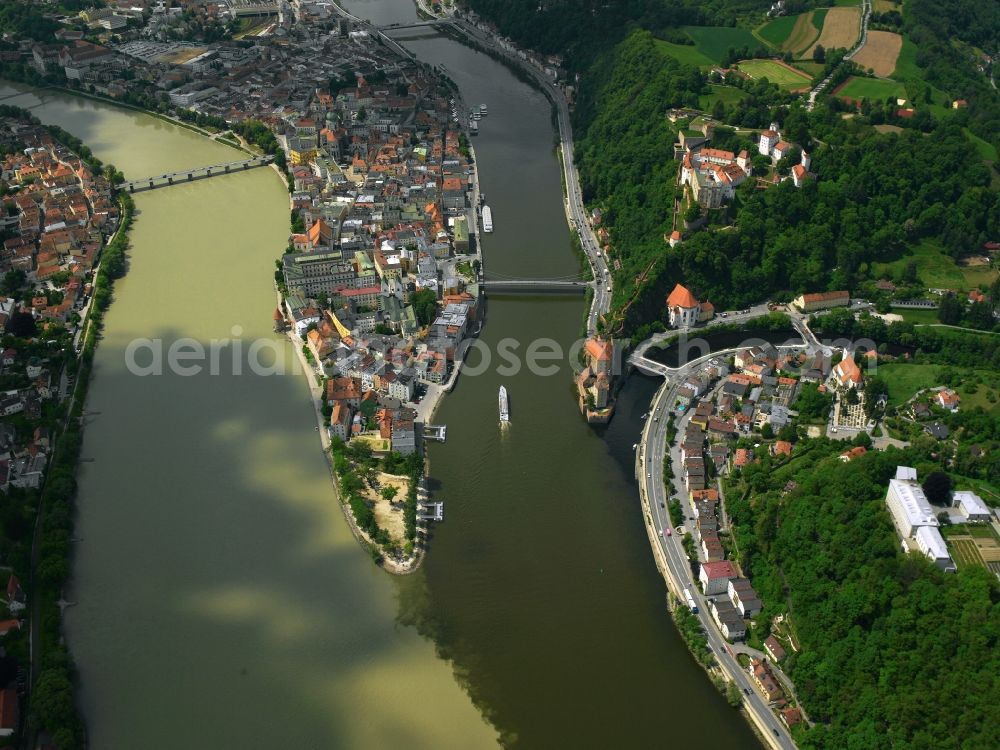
[914,526,956,573]
[952,490,991,522]
[885,467,955,572]
[886,468,939,539]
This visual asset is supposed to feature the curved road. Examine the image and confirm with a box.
[638,373,797,750]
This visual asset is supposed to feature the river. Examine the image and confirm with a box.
[342,2,760,747]
[3,1,760,745]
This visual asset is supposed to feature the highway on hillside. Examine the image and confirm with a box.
[638,369,797,750]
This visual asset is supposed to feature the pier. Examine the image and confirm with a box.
[423,424,447,442]
[117,155,274,193]
[417,501,444,521]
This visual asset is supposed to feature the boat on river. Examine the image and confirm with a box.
[499,385,509,423]
[480,103,488,116]
[469,119,478,135]
[482,204,493,232]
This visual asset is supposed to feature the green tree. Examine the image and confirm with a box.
[813,44,826,63]
[921,470,951,505]
[410,288,438,326]
[726,680,742,707]
[938,294,963,325]
[381,485,399,502]
[1,269,25,294]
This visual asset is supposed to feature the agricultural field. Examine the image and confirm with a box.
[835,75,907,102]
[698,84,746,109]
[681,25,762,64]
[757,11,826,56]
[873,0,901,10]
[804,6,861,57]
[852,30,903,76]
[736,59,812,90]
[757,13,798,48]
[655,39,716,68]
[872,241,998,291]
[945,526,1000,575]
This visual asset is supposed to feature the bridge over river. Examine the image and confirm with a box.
[477,270,593,294]
[379,19,456,32]
[117,155,274,193]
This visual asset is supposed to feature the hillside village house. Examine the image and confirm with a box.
[666,283,714,328]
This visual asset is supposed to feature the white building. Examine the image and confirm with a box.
[914,526,956,573]
[953,490,991,522]
[758,128,778,156]
[886,467,957,572]
[886,469,938,539]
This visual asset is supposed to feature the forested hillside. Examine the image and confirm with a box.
[462,0,694,67]
[729,443,1000,749]
[572,30,998,332]
[904,0,1000,154]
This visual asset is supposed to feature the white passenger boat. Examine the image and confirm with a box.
[499,385,509,423]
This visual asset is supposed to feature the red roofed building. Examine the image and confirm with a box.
[584,337,613,375]
[793,290,850,312]
[699,560,739,594]
[833,353,863,389]
[667,283,713,328]
[839,446,867,462]
[772,440,793,457]
[791,163,809,187]
[936,389,961,412]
